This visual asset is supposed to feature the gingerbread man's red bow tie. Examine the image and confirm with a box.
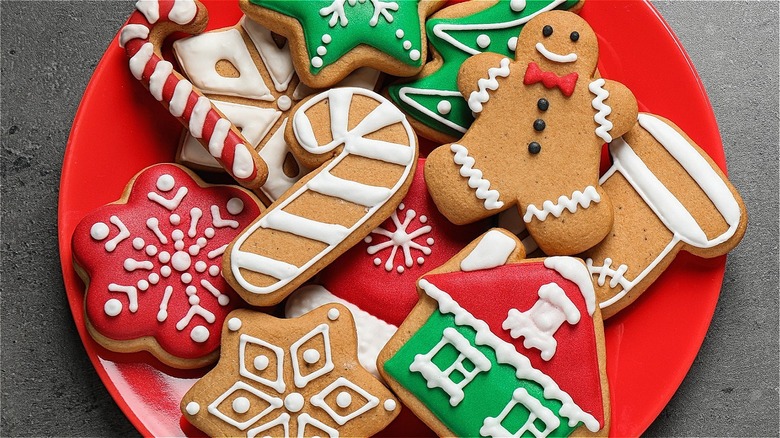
[523,62,579,97]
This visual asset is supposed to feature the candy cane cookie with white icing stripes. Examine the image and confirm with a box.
[119,0,269,191]
[424,11,638,256]
[580,113,747,318]
[223,88,418,306]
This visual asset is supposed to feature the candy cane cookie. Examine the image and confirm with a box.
[119,0,268,190]
[223,88,418,307]
[580,114,747,318]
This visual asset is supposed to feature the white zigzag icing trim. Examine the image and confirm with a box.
[589,78,613,143]
[451,144,504,210]
[468,57,511,113]
[523,186,600,223]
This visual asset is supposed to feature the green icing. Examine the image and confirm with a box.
[387,0,580,138]
[384,310,579,437]
[250,0,425,74]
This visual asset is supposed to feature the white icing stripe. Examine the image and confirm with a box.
[168,0,197,25]
[535,42,577,63]
[460,230,517,271]
[128,42,154,80]
[637,114,742,229]
[260,210,350,246]
[149,60,173,101]
[232,250,299,280]
[240,16,295,92]
[345,137,414,166]
[523,186,601,223]
[189,96,211,139]
[397,87,467,134]
[432,0,566,57]
[231,143,255,180]
[119,24,149,49]
[418,278,601,432]
[609,139,709,245]
[169,80,192,117]
[589,79,613,143]
[134,0,160,24]
[468,57,511,113]
[208,118,231,158]
[451,144,504,210]
[308,171,392,207]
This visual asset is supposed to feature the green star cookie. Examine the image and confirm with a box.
[387,0,582,142]
[240,0,445,88]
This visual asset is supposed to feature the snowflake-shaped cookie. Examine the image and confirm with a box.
[181,305,399,437]
[364,202,435,273]
[71,164,262,368]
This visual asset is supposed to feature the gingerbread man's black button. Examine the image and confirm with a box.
[537,98,549,111]
[528,142,542,154]
[533,119,546,131]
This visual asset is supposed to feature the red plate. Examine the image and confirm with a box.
[59,0,727,436]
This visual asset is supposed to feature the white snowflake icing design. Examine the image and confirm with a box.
[185,309,397,437]
[364,203,434,273]
[89,173,245,343]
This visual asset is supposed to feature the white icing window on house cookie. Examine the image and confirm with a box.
[409,327,491,406]
[480,387,561,438]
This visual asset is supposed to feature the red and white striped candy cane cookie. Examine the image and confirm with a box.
[118,0,268,190]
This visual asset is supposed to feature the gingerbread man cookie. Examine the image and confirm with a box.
[581,113,747,318]
[425,10,638,255]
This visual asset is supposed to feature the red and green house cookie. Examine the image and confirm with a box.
[238,0,447,88]
[71,163,263,369]
[379,229,610,437]
[387,0,583,142]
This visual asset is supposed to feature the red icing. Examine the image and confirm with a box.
[523,62,579,97]
[71,164,262,361]
[316,158,490,327]
[423,261,605,426]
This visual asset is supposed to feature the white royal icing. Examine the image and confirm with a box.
[451,144,504,210]
[460,230,517,272]
[468,57,512,114]
[523,186,601,223]
[589,78,613,143]
[535,42,577,63]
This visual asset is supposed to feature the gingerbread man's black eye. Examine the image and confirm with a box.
[542,25,553,37]
[570,31,580,42]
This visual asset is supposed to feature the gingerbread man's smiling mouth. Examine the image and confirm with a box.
[535,42,578,63]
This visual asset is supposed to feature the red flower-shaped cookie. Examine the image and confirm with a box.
[72,163,263,368]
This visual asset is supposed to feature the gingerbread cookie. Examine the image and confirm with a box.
[387,0,582,143]
[285,158,489,378]
[378,229,610,437]
[180,305,400,437]
[71,164,263,368]
[119,0,269,191]
[171,13,382,204]
[425,10,638,255]
[238,0,446,88]
[224,87,418,307]
[581,113,747,318]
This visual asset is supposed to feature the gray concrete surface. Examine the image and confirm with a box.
[1,1,778,436]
